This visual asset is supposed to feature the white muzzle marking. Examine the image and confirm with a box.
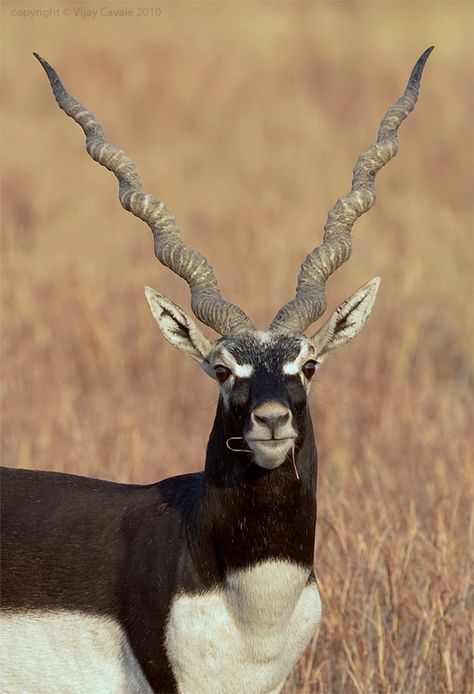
[246,401,296,470]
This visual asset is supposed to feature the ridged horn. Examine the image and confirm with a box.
[270,46,434,334]
[34,53,254,337]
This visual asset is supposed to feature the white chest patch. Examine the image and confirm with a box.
[0,611,152,694]
[165,560,322,694]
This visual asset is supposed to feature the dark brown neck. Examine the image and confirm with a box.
[199,399,318,575]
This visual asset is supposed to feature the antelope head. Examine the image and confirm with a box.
[35,48,432,473]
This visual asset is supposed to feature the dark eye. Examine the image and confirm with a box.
[214,365,232,384]
[302,360,317,380]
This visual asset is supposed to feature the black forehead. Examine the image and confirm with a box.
[221,333,303,369]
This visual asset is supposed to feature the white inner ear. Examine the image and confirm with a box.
[144,287,213,363]
[310,277,380,361]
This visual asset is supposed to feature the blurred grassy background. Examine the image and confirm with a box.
[1,2,473,692]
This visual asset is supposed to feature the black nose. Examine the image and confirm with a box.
[251,401,291,433]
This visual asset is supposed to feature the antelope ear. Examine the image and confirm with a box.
[309,277,380,362]
[145,287,213,363]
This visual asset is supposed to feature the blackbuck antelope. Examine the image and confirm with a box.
[1,48,432,693]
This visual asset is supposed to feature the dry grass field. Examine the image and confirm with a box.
[1,2,473,692]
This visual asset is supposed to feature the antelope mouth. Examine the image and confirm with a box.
[248,437,295,444]
[246,436,296,451]
[246,436,296,470]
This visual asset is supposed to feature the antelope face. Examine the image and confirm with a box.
[204,332,315,469]
[145,276,380,471]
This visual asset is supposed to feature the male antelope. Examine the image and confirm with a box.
[0,48,432,693]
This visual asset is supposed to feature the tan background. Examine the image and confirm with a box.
[1,2,472,692]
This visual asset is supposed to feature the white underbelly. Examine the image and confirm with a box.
[165,560,322,694]
[0,611,152,694]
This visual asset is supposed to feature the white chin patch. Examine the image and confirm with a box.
[248,440,294,470]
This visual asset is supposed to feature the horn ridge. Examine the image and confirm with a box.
[33,53,253,337]
[270,46,433,334]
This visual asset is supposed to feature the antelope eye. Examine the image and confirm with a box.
[214,365,232,384]
[302,360,317,380]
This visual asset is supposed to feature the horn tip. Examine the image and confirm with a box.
[410,46,434,84]
[33,52,47,68]
[420,45,435,65]
[33,52,57,84]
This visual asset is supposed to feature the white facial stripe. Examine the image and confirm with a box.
[215,347,254,378]
[282,342,312,375]
[233,363,254,378]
